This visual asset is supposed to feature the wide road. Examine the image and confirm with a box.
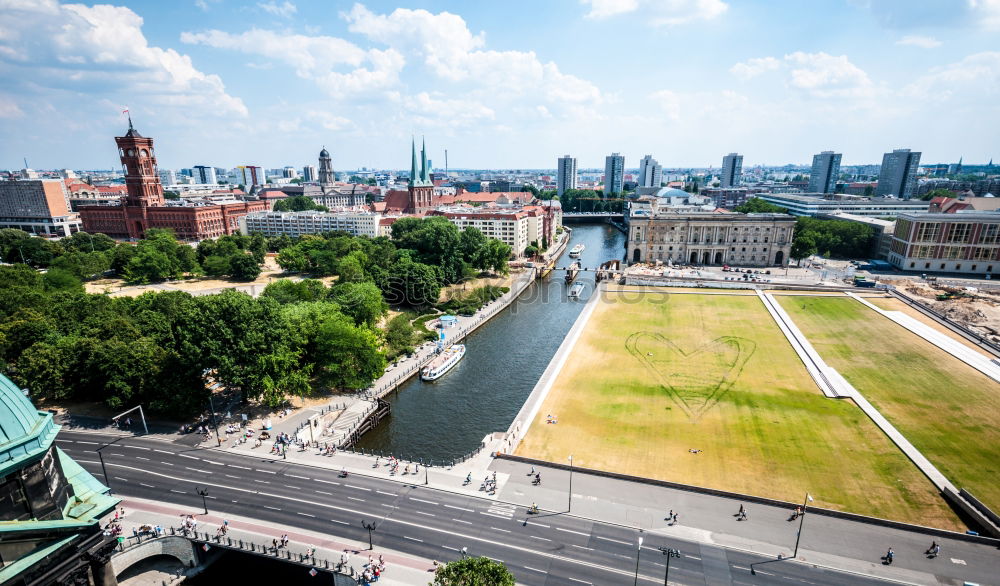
[56,430,908,586]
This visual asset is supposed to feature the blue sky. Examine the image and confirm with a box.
[0,0,997,171]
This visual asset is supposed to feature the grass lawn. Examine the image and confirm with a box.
[862,296,989,355]
[517,291,961,528]
[778,295,1000,515]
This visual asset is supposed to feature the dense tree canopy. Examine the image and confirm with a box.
[733,198,787,214]
[432,557,516,586]
[791,217,875,260]
[919,188,958,201]
[272,196,329,212]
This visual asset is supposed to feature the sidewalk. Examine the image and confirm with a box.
[112,497,435,586]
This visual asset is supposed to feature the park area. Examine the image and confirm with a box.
[516,288,963,529]
[777,295,1000,516]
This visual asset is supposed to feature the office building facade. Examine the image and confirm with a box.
[302,165,317,182]
[557,155,577,197]
[721,153,743,188]
[0,179,82,236]
[235,165,266,189]
[192,165,217,185]
[638,155,662,188]
[241,210,380,238]
[604,152,625,195]
[876,149,921,199]
[888,212,1000,274]
[808,151,842,194]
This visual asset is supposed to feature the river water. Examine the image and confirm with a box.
[354,223,626,462]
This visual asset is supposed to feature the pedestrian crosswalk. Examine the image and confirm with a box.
[482,502,516,520]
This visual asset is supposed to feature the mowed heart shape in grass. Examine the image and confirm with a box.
[626,332,756,420]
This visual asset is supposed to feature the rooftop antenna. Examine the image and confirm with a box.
[23,157,28,169]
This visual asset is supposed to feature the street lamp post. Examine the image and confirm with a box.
[195,487,209,515]
[658,546,680,585]
[567,455,574,512]
[97,449,112,495]
[361,520,377,550]
[207,395,222,447]
[792,492,814,558]
[633,535,644,586]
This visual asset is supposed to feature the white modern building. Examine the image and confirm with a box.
[638,155,662,188]
[557,155,577,197]
[604,152,625,195]
[158,169,177,186]
[302,165,317,182]
[240,210,380,238]
[756,193,929,217]
[191,165,217,185]
[234,165,266,189]
[721,153,743,188]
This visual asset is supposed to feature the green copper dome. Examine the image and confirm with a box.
[0,374,58,477]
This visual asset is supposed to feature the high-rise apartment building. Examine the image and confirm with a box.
[158,168,177,186]
[877,149,921,199]
[808,151,842,194]
[235,166,266,189]
[557,155,577,197]
[192,165,217,185]
[282,166,298,179]
[302,165,317,182]
[604,153,625,195]
[721,153,743,188]
[638,155,662,188]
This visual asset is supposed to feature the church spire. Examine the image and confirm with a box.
[410,137,418,186]
[420,136,429,183]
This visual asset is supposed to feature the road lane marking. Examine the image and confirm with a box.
[140,483,155,487]
[178,454,199,460]
[287,486,302,491]
[380,504,395,508]
[205,495,217,499]
[254,480,270,484]
[184,467,212,474]
[315,479,340,486]
[595,536,630,546]
[556,527,590,537]
[297,512,315,518]
[416,512,435,517]
[330,520,348,525]
[315,490,333,495]
[403,536,423,542]
[444,504,474,512]
[491,527,511,533]
[225,474,240,479]
[524,566,546,573]
[154,449,172,454]
[170,489,185,494]
[97,462,674,583]
[568,578,592,584]
[160,462,175,466]
[203,460,223,466]
[347,497,365,502]
[376,491,396,496]
[451,519,473,525]
[114,477,128,481]
[228,465,251,470]
[255,469,277,474]
[77,441,98,445]
[571,545,594,551]
[264,506,280,511]
[136,456,150,461]
[442,546,458,551]
[125,446,150,450]
[344,484,371,491]
[286,474,309,480]
[410,498,438,505]
[530,536,551,542]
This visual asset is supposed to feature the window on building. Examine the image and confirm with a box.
[940,263,945,269]
[910,262,915,268]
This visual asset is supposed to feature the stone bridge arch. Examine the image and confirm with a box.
[111,536,195,578]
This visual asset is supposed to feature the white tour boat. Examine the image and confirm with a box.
[420,344,466,381]
[568,282,585,298]
[568,243,585,257]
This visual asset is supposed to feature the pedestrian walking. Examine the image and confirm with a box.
[673,512,679,524]
[885,547,894,565]
[666,509,673,521]
[738,503,744,516]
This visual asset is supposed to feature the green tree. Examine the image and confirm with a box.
[384,313,414,357]
[329,281,387,327]
[273,196,328,212]
[202,255,231,278]
[432,556,516,586]
[314,314,385,390]
[919,188,958,201]
[479,239,511,274]
[733,198,787,214]
[790,234,818,261]
[124,248,173,283]
[276,245,309,272]
[229,254,262,281]
[262,279,328,304]
[43,268,84,293]
[381,258,441,307]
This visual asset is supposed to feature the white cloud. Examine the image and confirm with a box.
[180,28,404,97]
[970,0,1000,30]
[0,0,247,117]
[732,52,876,99]
[581,0,727,26]
[0,95,24,118]
[904,51,1000,102]
[343,3,601,107]
[896,35,942,48]
[729,56,781,79]
[405,92,495,124]
[257,1,297,18]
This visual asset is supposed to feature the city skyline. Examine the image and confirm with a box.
[1,0,998,170]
